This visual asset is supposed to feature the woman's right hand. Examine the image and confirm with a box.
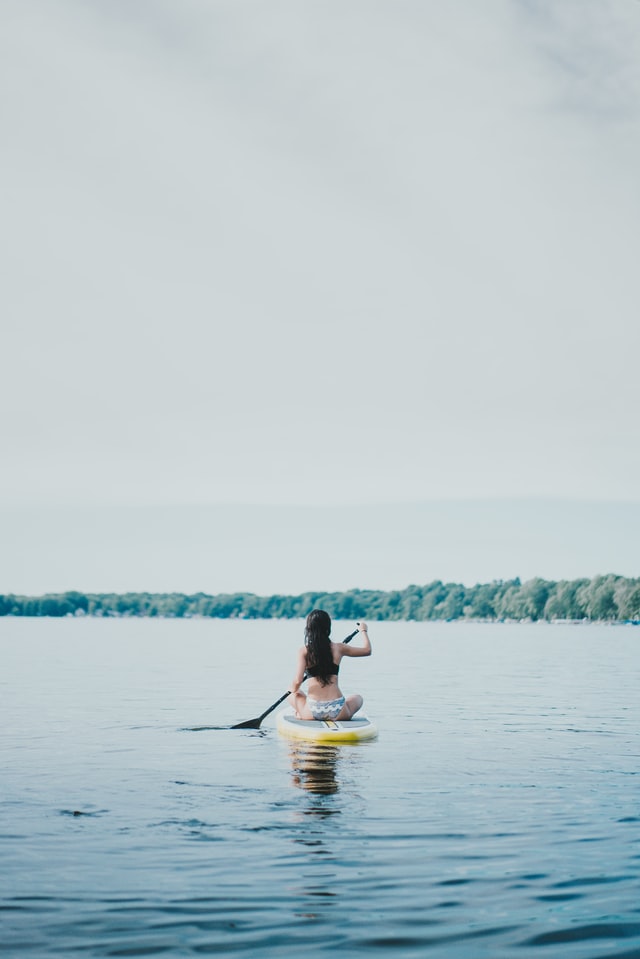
[358,621,368,633]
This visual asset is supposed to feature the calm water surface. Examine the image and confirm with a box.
[1,618,639,958]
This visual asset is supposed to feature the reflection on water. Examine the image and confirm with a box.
[287,743,343,924]
[288,741,341,796]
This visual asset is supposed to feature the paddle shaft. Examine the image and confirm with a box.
[232,626,359,728]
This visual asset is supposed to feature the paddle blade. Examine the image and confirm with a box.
[231,717,262,729]
[231,690,291,730]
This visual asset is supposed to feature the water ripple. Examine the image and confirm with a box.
[524,922,640,946]
[552,874,631,889]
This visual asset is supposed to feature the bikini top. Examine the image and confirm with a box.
[306,662,340,679]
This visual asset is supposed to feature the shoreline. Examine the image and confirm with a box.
[1,579,638,629]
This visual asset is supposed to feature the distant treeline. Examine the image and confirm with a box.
[1,575,639,622]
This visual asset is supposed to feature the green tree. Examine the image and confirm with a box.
[417,581,448,620]
[399,585,425,620]
[434,584,466,620]
[616,581,640,621]
[495,584,530,621]
[464,582,502,619]
[543,580,588,620]
[577,575,619,620]
[520,578,551,621]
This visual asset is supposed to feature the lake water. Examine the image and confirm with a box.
[1,618,639,958]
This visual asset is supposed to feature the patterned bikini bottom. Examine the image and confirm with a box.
[307,696,346,721]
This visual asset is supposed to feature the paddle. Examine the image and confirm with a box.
[231,625,360,729]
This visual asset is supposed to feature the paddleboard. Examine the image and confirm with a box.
[277,708,378,744]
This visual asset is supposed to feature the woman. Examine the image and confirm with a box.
[289,610,371,721]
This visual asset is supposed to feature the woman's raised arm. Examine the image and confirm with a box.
[338,621,371,657]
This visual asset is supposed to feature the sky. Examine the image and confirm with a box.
[1,1,639,594]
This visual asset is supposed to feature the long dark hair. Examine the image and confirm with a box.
[305,609,335,685]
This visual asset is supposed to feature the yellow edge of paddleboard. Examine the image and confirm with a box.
[277,708,378,743]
